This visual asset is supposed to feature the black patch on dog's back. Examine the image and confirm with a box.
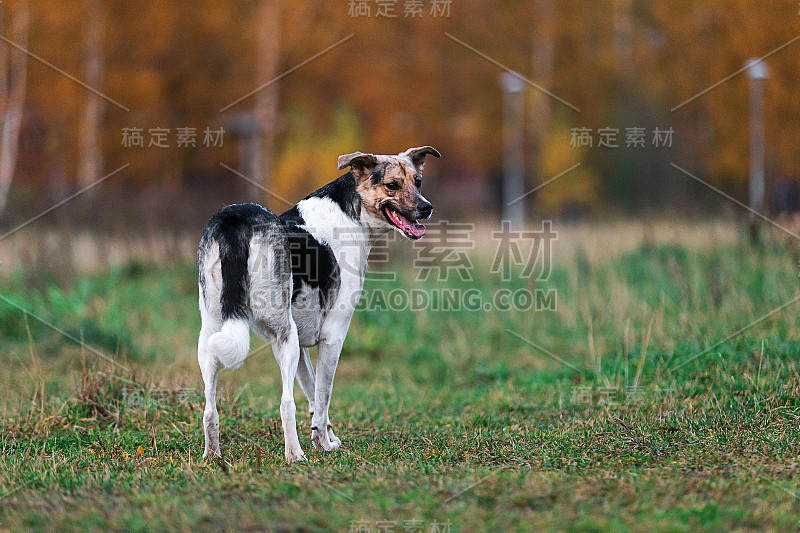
[279,205,304,225]
[306,171,361,220]
[284,228,339,307]
[279,205,340,308]
[200,203,278,320]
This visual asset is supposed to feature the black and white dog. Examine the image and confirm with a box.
[197,146,439,462]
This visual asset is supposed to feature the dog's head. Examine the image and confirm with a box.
[337,146,440,240]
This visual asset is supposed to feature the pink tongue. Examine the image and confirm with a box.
[394,211,426,237]
[406,221,426,238]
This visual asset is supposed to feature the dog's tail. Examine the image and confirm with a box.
[202,205,259,370]
[209,320,250,370]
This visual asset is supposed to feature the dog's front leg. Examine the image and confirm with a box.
[311,338,343,451]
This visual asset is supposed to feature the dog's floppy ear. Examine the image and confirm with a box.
[337,152,378,178]
[401,146,441,171]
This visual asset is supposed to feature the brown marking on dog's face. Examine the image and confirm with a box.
[338,147,440,239]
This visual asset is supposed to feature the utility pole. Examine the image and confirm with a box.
[746,58,768,243]
[500,71,526,228]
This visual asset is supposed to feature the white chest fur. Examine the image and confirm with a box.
[295,197,375,344]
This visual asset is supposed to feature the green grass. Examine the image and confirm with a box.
[2,225,800,531]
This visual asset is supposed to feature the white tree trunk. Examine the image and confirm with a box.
[251,0,281,201]
[528,0,555,204]
[0,1,30,214]
[78,0,104,193]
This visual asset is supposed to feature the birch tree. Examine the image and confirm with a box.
[78,0,104,195]
[0,0,29,214]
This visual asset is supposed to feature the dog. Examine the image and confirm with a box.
[197,146,440,462]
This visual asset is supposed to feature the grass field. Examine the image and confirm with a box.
[2,221,800,531]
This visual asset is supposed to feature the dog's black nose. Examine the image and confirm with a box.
[418,201,433,219]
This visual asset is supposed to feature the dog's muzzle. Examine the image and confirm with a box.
[417,201,433,220]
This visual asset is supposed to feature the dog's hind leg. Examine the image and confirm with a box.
[311,339,343,451]
[295,347,315,416]
[273,319,306,463]
[198,245,225,459]
[198,310,222,459]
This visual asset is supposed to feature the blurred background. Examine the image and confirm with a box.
[2,0,800,399]
[0,0,798,235]
[5,4,800,527]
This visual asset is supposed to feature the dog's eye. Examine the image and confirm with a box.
[414,178,422,188]
[385,181,400,191]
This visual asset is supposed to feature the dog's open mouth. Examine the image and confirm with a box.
[384,205,426,239]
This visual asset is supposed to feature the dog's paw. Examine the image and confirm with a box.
[311,427,341,452]
[202,447,221,460]
[328,427,342,448]
[285,444,307,463]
